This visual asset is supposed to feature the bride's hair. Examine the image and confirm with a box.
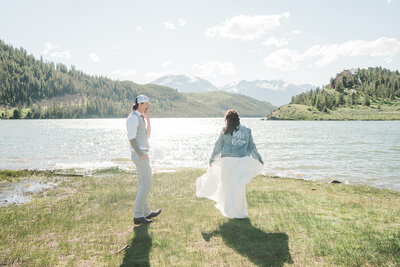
[223,109,240,135]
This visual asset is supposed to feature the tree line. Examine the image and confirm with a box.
[0,40,185,119]
[291,67,400,112]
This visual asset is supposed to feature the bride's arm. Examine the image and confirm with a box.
[248,129,263,164]
[209,133,224,166]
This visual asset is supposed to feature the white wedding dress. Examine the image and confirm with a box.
[196,156,263,219]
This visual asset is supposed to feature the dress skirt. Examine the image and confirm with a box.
[196,156,263,219]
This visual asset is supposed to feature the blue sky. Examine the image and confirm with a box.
[1,0,399,87]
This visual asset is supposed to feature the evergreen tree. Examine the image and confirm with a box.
[363,95,371,106]
[338,94,345,106]
[291,67,400,111]
[11,109,21,119]
[346,94,353,107]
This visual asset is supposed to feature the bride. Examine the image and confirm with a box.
[196,109,264,219]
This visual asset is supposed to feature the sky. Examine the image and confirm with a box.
[1,0,400,88]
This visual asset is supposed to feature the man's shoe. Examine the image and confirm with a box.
[134,217,153,225]
[146,209,162,219]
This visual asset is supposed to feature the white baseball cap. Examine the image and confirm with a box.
[137,95,150,104]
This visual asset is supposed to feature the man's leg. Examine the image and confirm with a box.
[142,160,152,217]
[131,152,152,218]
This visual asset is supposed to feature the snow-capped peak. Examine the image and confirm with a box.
[151,74,218,93]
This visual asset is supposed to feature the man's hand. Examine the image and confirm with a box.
[140,154,149,160]
[144,107,150,120]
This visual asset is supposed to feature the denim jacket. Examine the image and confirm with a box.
[209,125,263,164]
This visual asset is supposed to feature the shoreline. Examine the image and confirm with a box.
[267,103,400,121]
[1,167,399,194]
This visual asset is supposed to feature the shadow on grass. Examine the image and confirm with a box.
[121,225,152,267]
[202,219,293,267]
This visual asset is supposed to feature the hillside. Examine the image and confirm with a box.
[0,40,274,119]
[151,75,218,93]
[184,91,276,117]
[268,68,400,120]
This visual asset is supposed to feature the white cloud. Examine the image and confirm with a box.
[111,69,137,77]
[178,18,186,27]
[164,19,185,30]
[292,30,301,35]
[42,42,58,54]
[164,22,176,30]
[387,0,392,3]
[263,36,288,47]
[146,71,172,80]
[193,61,236,77]
[306,37,400,67]
[136,26,142,31]
[205,12,290,41]
[41,42,72,59]
[263,37,400,70]
[50,51,71,59]
[89,53,100,62]
[263,49,304,71]
[160,61,171,68]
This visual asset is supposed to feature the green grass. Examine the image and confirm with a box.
[0,168,399,266]
[0,170,78,182]
[269,103,400,120]
[0,170,43,182]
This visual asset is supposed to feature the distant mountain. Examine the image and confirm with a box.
[152,75,315,106]
[0,40,273,118]
[151,75,218,93]
[219,80,316,106]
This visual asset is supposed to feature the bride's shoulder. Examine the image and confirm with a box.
[239,125,250,131]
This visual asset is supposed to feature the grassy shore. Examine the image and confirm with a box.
[1,168,399,266]
[268,102,400,120]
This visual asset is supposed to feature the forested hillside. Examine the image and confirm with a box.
[0,40,274,118]
[290,67,400,112]
[268,67,400,120]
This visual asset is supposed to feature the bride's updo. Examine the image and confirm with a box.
[223,109,240,135]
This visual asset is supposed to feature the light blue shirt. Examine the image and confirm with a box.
[209,125,263,164]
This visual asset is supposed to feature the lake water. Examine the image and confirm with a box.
[0,118,399,191]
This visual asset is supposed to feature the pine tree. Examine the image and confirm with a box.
[363,95,371,106]
[12,109,21,119]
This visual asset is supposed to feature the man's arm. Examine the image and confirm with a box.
[129,138,144,156]
[129,138,148,160]
[144,109,151,139]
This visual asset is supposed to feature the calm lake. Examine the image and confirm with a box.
[0,118,399,191]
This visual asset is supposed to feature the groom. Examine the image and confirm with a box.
[126,95,161,225]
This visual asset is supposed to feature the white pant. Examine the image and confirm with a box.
[131,151,152,218]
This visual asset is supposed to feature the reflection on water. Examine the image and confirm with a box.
[0,119,399,191]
